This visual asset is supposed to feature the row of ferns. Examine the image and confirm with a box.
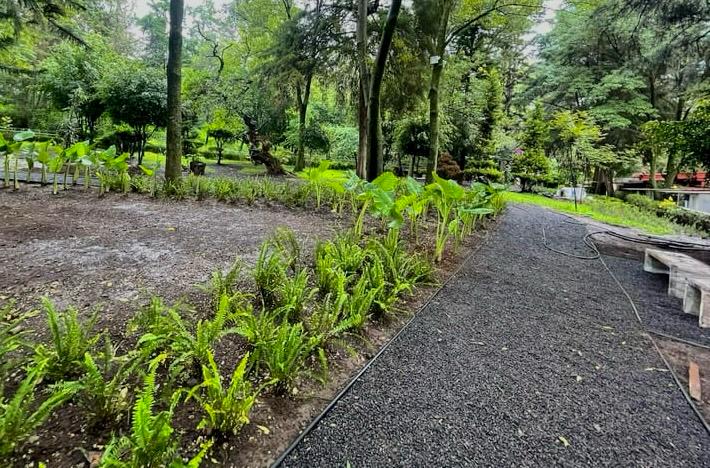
[0,145,505,465]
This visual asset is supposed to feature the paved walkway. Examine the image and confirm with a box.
[281,205,710,467]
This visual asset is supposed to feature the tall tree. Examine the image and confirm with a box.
[165,0,184,183]
[356,0,370,178]
[415,0,541,181]
[366,0,403,180]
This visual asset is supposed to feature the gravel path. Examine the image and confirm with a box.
[281,204,710,467]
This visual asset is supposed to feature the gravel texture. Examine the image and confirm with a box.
[281,204,710,467]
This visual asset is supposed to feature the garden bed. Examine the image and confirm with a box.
[0,184,496,466]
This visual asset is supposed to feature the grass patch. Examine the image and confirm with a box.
[503,191,686,235]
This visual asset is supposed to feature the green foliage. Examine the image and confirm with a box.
[101,354,210,467]
[297,160,347,209]
[511,148,552,192]
[254,242,288,308]
[188,351,266,435]
[0,362,80,458]
[0,302,35,394]
[132,297,235,381]
[78,337,141,426]
[35,298,100,380]
[426,173,466,262]
[256,321,320,391]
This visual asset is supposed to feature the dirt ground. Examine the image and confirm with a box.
[0,185,490,467]
[0,186,336,326]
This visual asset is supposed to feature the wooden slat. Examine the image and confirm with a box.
[689,361,702,401]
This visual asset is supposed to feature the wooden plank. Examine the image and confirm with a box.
[689,361,702,401]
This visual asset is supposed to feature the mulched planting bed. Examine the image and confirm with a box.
[0,184,494,467]
[282,203,710,467]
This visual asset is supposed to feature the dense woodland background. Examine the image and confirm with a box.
[0,0,708,190]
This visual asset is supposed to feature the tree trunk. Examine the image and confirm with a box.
[366,0,402,181]
[242,114,286,176]
[356,0,369,179]
[425,2,452,183]
[648,147,657,189]
[165,0,184,183]
[426,61,444,182]
[295,73,313,172]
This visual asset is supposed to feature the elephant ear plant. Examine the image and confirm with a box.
[9,130,35,189]
[297,160,347,209]
[426,173,466,262]
[352,171,402,237]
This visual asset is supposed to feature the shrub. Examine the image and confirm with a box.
[626,193,658,212]
[511,148,552,192]
[463,166,504,183]
[436,152,463,181]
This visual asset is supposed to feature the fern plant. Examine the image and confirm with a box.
[133,296,236,381]
[0,302,35,394]
[275,268,318,322]
[255,321,321,391]
[78,337,142,426]
[100,354,210,468]
[267,227,302,273]
[203,260,243,305]
[253,242,287,307]
[188,351,270,435]
[0,362,80,458]
[35,298,100,380]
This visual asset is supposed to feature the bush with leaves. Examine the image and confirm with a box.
[34,298,100,380]
[0,362,80,458]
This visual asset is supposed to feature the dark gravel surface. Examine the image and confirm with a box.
[281,204,710,467]
[602,254,710,347]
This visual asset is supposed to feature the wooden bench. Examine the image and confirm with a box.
[644,249,710,299]
[682,277,710,328]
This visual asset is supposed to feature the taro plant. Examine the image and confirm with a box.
[398,177,430,244]
[34,298,100,380]
[426,173,466,262]
[0,361,80,458]
[100,354,212,468]
[187,351,271,436]
[297,160,347,209]
[0,132,8,188]
[352,172,402,237]
[78,337,142,427]
[139,160,161,197]
[47,151,66,195]
[63,140,90,189]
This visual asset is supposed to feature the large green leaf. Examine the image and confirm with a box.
[13,130,35,142]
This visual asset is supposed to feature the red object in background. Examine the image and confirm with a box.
[637,171,707,185]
